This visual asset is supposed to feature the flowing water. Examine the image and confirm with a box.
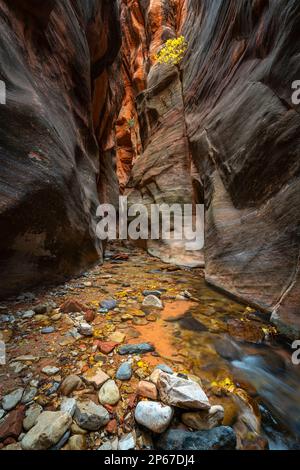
[137,255,300,450]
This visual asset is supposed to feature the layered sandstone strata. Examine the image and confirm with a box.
[118,0,300,336]
[182,0,300,337]
[117,0,203,266]
[0,0,121,297]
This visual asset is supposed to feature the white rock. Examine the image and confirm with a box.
[78,323,93,337]
[111,437,119,450]
[142,295,163,309]
[60,397,76,417]
[98,441,112,450]
[42,366,60,376]
[118,432,136,450]
[21,411,72,450]
[22,310,35,319]
[98,380,120,405]
[135,401,173,433]
[157,372,210,410]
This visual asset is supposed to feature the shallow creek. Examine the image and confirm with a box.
[1,244,299,450]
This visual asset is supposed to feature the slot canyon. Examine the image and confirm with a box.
[0,0,299,452]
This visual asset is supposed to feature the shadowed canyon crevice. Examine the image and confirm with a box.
[0,2,299,333]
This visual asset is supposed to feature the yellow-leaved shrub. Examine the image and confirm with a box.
[155,36,188,66]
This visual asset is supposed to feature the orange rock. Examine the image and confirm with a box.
[106,419,118,434]
[84,310,95,323]
[97,341,118,354]
[127,393,137,410]
[60,299,89,313]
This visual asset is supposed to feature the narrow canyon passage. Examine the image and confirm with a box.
[0,243,299,450]
[0,0,300,455]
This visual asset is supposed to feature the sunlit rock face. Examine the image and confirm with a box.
[118,0,203,267]
[0,0,121,297]
[182,0,300,337]
[118,0,300,336]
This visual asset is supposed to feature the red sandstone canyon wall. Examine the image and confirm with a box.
[118,0,300,337]
[0,0,121,297]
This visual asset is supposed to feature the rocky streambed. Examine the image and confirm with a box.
[0,244,299,451]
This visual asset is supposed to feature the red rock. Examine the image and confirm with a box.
[127,394,137,410]
[103,404,115,414]
[84,310,95,323]
[106,419,117,434]
[0,1,121,298]
[60,299,89,313]
[3,437,16,446]
[98,341,118,354]
[137,381,158,400]
[0,406,25,442]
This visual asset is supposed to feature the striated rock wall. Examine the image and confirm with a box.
[0,0,121,297]
[118,0,300,336]
[182,0,300,337]
[117,0,203,266]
